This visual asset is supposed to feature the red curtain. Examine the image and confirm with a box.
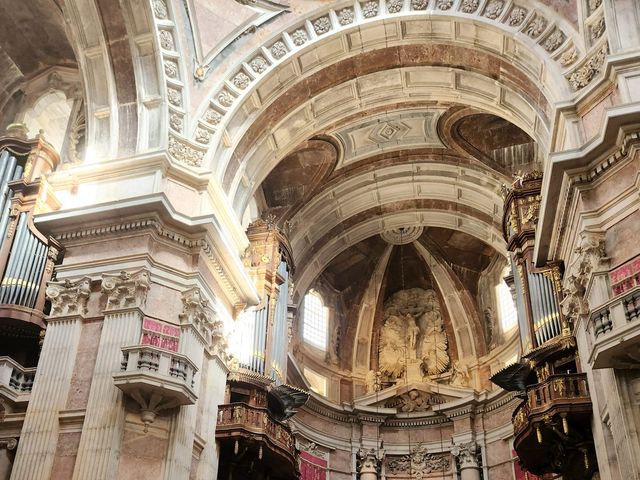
[300,451,326,480]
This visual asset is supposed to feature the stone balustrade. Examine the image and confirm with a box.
[0,356,36,405]
[587,285,640,368]
[113,345,198,409]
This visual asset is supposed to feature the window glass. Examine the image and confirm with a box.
[303,291,328,351]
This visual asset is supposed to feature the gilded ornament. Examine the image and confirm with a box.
[168,135,205,167]
[589,0,602,14]
[590,17,606,40]
[313,16,331,35]
[387,445,450,475]
[560,48,577,66]
[567,44,607,90]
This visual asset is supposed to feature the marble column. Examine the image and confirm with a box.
[71,270,150,480]
[10,277,91,480]
[163,287,222,480]
[356,448,382,480]
[452,442,481,480]
[195,355,228,480]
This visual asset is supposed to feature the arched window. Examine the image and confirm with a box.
[497,270,518,332]
[303,290,328,350]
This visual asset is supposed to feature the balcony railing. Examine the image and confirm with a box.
[216,402,295,458]
[513,373,590,436]
[0,356,36,405]
[113,345,197,407]
[587,285,640,368]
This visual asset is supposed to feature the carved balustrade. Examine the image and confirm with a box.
[0,356,36,405]
[113,344,198,409]
[587,285,640,368]
[216,402,296,465]
[512,373,590,437]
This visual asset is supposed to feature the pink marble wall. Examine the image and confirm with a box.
[50,432,81,480]
[117,410,171,480]
[66,320,103,410]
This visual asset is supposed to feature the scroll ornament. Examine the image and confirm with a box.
[102,269,150,310]
[46,277,91,318]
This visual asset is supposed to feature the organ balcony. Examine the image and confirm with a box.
[512,372,593,479]
[587,285,640,368]
[216,371,308,480]
[113,345,197,426]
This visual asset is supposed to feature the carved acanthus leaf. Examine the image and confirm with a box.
[101,269,150,311]
[179,287,226,355]
[46,277,92,318]
[451,441,479,467]
[561,231,608,323]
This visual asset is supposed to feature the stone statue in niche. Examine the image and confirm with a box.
[483,306,497,348]
[365,370,382,393]
[449,360,471,387]
[378,288,450,382]
[327,321,341,365]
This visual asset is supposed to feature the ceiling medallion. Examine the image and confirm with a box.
[381,226,424,245]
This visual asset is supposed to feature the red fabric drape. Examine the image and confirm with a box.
[300,451,326,480]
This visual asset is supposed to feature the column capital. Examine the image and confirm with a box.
[46,276,92,319]
[451,441,479,468]
[101,268,150,312]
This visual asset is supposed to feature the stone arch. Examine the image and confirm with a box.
[62,0,163,160]
[180,2,588,184]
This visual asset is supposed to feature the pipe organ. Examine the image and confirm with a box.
[501,173,565,351]
[0,126,60,328]
[217,217,307,480]
[237,218,293,383]
[491,172,597,479]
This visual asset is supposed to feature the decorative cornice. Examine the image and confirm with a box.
[51,216,246,307]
